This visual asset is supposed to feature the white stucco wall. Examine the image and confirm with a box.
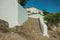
[18,4,28,26]
[0,0,28,28]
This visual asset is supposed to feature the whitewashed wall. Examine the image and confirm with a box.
[18,3,28,26]
[0,0,28,28]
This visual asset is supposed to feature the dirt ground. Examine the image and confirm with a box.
[0,18,60,40]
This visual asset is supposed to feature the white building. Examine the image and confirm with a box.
[26,7,43,15]
[0,0,28,28]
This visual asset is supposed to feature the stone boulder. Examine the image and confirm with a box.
[0,19,10,33]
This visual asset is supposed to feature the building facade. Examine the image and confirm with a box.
[0,0,28,28]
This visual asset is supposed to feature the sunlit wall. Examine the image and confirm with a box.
[0,0,28,28]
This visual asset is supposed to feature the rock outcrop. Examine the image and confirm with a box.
[0,19,60,40]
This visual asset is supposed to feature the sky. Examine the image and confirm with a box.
[24,0,60,13]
